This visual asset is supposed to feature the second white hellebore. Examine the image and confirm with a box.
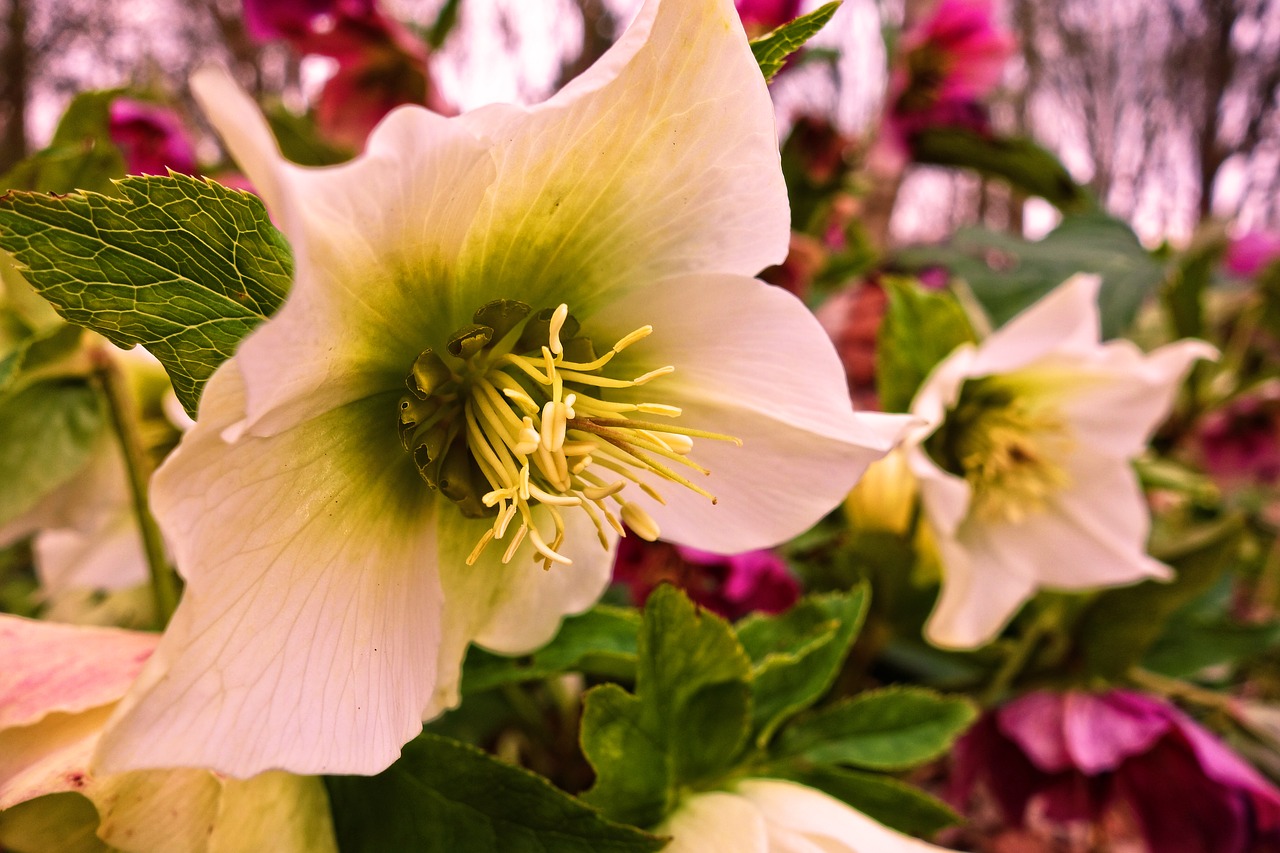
[908,275,1216,648]
[94,0,910,777]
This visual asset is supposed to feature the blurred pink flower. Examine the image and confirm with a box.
[613,537,801,620]
[1193,383,1280,488]
[734,0,803,37]
[107,98,199,177]
[242,0,450,148]
[1224,231,1280,278]
[879,0,1015,165]
[953,689,1280,853]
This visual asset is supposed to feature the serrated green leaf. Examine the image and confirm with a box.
[736,588,869,746]
[0,380,105,528]
[773,764,961,837]
[910,128,1090,211]
[774,686,977,770]
[1078,515,1245,680]
[750,2,841,81]
[0,174,292,416]
[896,213,1163,338]
[874,280,976,413]
[462,605,640,694]
[581,586,753,828]
[326,733,664,853]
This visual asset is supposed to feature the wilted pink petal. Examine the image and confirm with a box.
[1224,231,1280,278]
[107,98,199,177]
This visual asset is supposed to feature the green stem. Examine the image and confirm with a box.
[1128,667,1235,712]
[982,602,1058,705]
[93,351,177,628]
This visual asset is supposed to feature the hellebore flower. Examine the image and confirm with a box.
[953,689,1280,853]
[906,275,1215,647]
[108,98,199,177]
[95,0,910,777]
[0,616,336,853]
[879,0,1015,166]
[735,0,804,38]
[613,538,800,620]
[1192,381,1280,489]
[1223,231,1280,279]
[660,778,948,852]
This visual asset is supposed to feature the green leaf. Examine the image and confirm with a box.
[325,733,664,853]
[874,280,976,413]
[1145,618,1280,679]
[0,323,83,397]
[774,686,977,770]
[910,129,1090,211]
[896,213,1163,338]
[581,585,753,828]
[263,107,352,167]
[0,380,105,528]
[0,90,125,195]
[1078,514,1245,680]
[773,764,961,837]
[462,605,641,694]
[736,588,869,746]
[1162,227,1227,341]
[0,174,293,416]
[427,0,463,48]
[750,2,841,82]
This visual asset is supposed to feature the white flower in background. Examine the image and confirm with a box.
[660,779,948,852]
[0,615,336,853]
[95,0,911,777]
[907,275,1216,648]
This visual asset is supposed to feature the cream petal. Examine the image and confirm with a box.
[0,707,107,810]
[208,772,337,853]
[90,768,221,853]
[0,617,156,729]
[968,274,1103,375]
[451,0,788,320]
[736,779,949,851]
[193,68,498,436]
[658,790,769,853]
[584,273,910,553]
[95,368,443,777]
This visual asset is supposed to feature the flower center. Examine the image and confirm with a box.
[924,377,1073,524]
[397,300,740,569]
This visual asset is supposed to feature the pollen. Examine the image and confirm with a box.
[397,301,740,570]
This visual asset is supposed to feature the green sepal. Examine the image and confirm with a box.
[325,732,665,853]
[874,279,976,414]
[580,585,753,828]
[0,174,292,417]
[736,587,869,746]
[773,686,977,771]
[462,605,640,694]
[769,764,962,837]
[750,2,841,82]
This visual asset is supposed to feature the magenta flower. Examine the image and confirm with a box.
[953,689,1280,853]
[107,98,199,177]
[1224,231,1280,278]
[242,0,376,45]
[613,537,801,620]
[1193,383,1280,488]
[880,0,1014,165]
[734,0,803,37]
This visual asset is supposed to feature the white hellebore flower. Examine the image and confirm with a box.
[907,275,1216,648]
[660,779,948,852]
[94,0,910,777]
[0,616,336,853]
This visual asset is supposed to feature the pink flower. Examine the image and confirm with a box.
[107,98,199,177]
[613,537,801,620]
[879,0,1015,165]
[734,0,803,37]
[1192,383,1280,488]
[952,689,1280,853]
[1224,231,1280,278]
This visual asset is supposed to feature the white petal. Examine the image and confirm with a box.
[587,273,911,553]
[922,529,1037,649]
[968,274,1103,375]
[209,772,337,853]
[452,0,788,319]
[193,69,497,436]
[736,779,949,851]
[95,368,444,777]
[0,616,156,728]
[658,790,769,853]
